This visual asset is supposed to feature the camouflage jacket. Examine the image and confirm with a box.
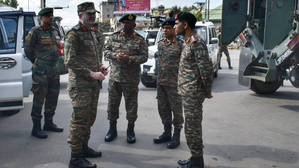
[24,25,61,64]
[157,36,184,87]
[104,30,148,84]
[178,32,213,96]
[94,30,105,64]
[64,22,103,87]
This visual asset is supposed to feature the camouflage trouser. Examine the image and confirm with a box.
[31,64,60,121]
[182,91,205,157]
[218,45,231,64]
[157,84,183,129]
[68,86,100,154]
[107,81,138,123]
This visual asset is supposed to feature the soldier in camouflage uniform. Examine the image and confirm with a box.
[64,2,109,168]
[91,22,105,89]
[153,18,184,149]
[217,26,233,69]
[104,13,148,144]
[174,12,214,168]
[24,7,64,139]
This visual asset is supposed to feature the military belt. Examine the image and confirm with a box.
[35,59,57,66]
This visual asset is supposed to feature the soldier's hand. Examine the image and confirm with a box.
[119,52,129,62]
[90,71,105,81]
[100,65,109,76]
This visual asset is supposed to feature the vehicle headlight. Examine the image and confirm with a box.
[148,50,155,59]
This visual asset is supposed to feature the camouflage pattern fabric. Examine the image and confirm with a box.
[64,22,103,154]
[68,86,100,153]
[104,30,148,84]
[178,32,213,157]
[24,25,61,121]
[25,25,61,63]
[218,32,231,64]
[93,30,105,64]
[156,36,184,129]
[104,30,148,123]
[157,85,183,129]
[64,22,103,87]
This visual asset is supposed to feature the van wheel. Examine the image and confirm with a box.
[1,110,20,116]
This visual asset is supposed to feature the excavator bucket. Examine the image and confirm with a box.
[221,0,248,45]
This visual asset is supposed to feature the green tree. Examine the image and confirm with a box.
[19,7,23,11]
[171,5,181,15]
[10,0,18,8]
[0,0,3,3]
[3,0,10,5]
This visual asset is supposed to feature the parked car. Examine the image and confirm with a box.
[140,21,219,87]
[0,7,39,114]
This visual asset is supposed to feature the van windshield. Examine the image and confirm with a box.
[195,26,207,44]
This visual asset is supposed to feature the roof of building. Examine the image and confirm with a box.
[202,5,222,21]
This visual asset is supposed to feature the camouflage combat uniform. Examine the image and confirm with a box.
[157,36,184,129]
[217,31,232,68]
[178,33,213,157]
[104,30,148,123]
[24,24,61,122]
[94,28,105,64]
[64,22,103,154]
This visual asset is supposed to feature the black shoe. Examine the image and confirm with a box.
[219,66,222,69]
[104,122,117,142]
[43,121,64,132]
[153,133,171,143]
[127,123,136,144]
[82,147,102,158]
[31,127,48,139]
[69,153,97,168]
[229,66,233,69]
[167,128,180,149]
[179,156,204,168]
[178,157,191,165]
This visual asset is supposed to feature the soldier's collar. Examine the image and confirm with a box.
[186,31,197,44]
[41,24,52,30]
[163,37,176,42]
[120,31,136,38]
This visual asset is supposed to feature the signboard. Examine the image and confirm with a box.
[113,0,150,14]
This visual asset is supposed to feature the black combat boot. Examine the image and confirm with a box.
[82,143,102,158]
[228,59,233,69]
[127,122,136,144]
[104,121,117,142]
[167,128,180,149]
[179,156,204,168]
[69,153,97,168]
[153,123,171,143]
[43,120,64,132]
[31,119,48,139]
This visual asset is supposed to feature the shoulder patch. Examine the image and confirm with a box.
[134,31,144,39]
[191,36,198,43]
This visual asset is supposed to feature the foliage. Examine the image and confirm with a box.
[171,5,181,15]
[0,0,18,9]
[10,0,18,8]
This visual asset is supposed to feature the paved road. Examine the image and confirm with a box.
[1,50,299,168]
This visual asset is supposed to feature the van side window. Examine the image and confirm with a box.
[24,16,35,46]
[196,26,207,44]
[0,16,18,53]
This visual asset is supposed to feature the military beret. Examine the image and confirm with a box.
[77,2,99,13]
[161,18,175,27]
[38,7,53,16]
[175,11,197,26]
[93,22,98,27]
[119,14,137,22]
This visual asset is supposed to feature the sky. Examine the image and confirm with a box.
[19,0,222,26]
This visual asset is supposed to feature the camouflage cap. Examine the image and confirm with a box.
[77,2,99,13]
[175,11,197,26]
[161,18,175,27]
[38,7,53,16]
[119,14,137,22]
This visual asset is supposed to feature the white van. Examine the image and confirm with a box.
[141,21,219,87]
[0,7,39,114]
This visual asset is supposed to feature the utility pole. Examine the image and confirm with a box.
[208,0,210,20]
[41,0,46,9]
